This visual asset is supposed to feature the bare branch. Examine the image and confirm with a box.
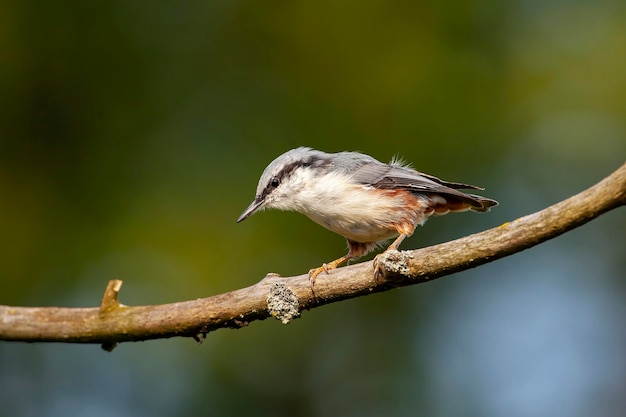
[1,162,624,348]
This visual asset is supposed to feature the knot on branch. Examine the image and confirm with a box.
[99,280,124,315]
[266,282,300,324]
[98,279,125,352]
[377,250,414,278]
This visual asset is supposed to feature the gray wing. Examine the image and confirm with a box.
[352,162,496,210]
[332,151,383,173]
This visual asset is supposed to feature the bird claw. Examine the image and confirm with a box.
[308,263,332,287]
[372,254,386,283]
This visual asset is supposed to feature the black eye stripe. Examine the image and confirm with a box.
[261,155,330,200]
[278,156,327,180]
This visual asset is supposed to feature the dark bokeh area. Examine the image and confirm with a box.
[1,2,625,416]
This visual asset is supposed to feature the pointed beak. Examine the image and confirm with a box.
[236,198,264,223]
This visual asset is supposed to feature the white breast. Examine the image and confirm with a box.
[271,169,429,243]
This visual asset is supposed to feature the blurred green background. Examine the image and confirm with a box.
[1,1,625,416]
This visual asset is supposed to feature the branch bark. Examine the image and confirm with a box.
[1,162,625,349]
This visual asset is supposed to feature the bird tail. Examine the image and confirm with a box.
[429,193,498,216]
[465,194,499,212]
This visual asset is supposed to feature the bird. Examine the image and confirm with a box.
[237,147,498,283]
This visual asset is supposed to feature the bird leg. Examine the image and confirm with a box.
[308,240,375,287]
[387,233,408,251]
[308,254,353,286]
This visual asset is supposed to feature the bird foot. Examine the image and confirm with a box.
[308,263,334,287]
[374,248,414,282]
[373,254,385,283]
[373,248,402,282]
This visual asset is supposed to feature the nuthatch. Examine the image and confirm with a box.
[237,147,498,282]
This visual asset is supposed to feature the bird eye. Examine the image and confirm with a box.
[270,177,280,188]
